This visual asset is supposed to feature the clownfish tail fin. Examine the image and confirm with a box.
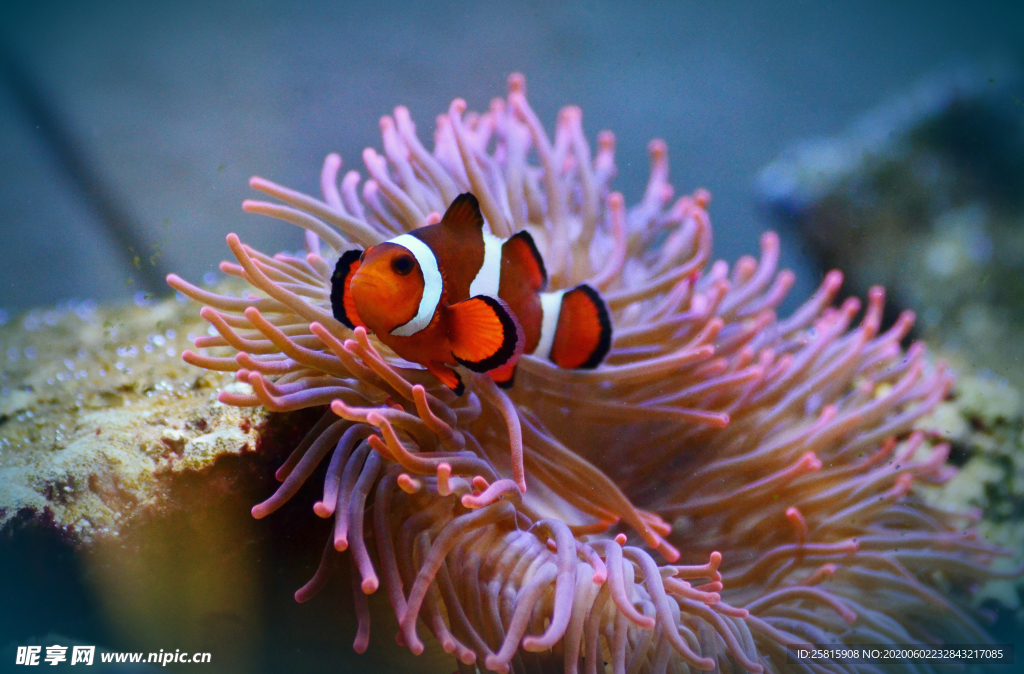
[439,193,485,236]
[549,284,612,370]
[502,230,547,291]
[447,295,524,374]
[330,248,365,329]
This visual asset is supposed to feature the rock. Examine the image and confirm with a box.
[758,64,1024,391]
[914,365,1024,633]
[0,289,267,542]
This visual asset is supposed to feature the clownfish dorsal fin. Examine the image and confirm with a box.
[502,230,547,292]
[439,193,485,237]
[548,284,612,370]
[330,249,365,329]
[447,295,524,373]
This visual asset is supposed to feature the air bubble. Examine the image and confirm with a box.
[23,313,41,331]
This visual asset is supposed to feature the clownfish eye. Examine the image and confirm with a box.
[391,254,415,276]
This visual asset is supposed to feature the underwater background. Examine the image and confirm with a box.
[2,1,1023,672]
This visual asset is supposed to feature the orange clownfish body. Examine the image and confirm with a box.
[330,193,611,394]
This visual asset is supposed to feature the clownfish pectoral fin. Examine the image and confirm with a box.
[439,193,485,236]
[447,295,524,374]
[502,230,547,292]
[330,248,365,329]
[488,361,517,389]
[426,362,465,396]
[549,284,612,370]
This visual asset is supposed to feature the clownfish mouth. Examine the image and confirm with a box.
[350,278,380,293]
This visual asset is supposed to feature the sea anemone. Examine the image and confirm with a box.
[166,74,1014,673]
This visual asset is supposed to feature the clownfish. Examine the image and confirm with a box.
[330,193,611,395]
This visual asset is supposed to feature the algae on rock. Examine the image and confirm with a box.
[917,359,1024,628]
[0,290,267,542]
